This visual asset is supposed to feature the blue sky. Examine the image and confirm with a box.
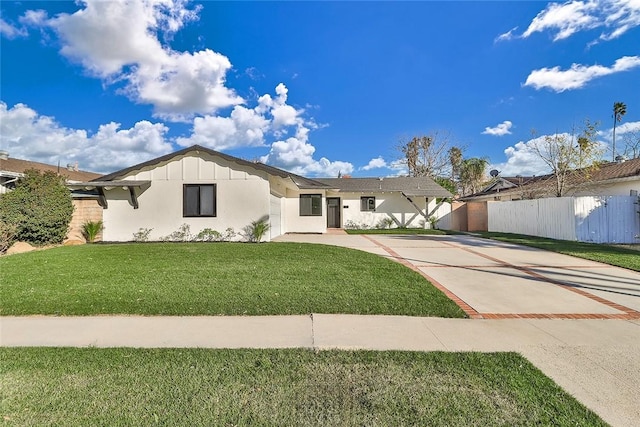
[1,0,639,177]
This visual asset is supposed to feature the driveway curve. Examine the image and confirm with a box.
[275,233,640,320]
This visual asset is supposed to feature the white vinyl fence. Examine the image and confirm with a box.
[430,201,452,229]
[488,196,640,244]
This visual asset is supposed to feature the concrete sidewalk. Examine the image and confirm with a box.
[2,314,639,426]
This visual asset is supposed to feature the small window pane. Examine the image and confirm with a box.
[311,195,322,214]
[200,185,215,216]
[185,186,200,216]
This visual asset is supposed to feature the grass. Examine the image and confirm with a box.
[346,228,449,235]
[476,232,640,272]
[0,242,464,317]
[0,348,606,427]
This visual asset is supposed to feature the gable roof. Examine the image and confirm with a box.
[0,156,101,182]
[316,176,452,197]
[95,145,331,190]
[460,176,536,200]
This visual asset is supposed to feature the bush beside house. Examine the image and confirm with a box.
[0,169,74,250]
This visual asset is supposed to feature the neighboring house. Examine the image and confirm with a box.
[68,145,452,242]
[0,151,103,242]
[463,158,640,201]
[0,150,100,193]
[459,176,534,201]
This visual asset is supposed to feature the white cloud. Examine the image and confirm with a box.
[491,137,555,177]
[495,26,518,43]
[1,18,27,39]
[0,102,173,174]
[19,9,48,27]
[524,55,640,92]
[244,67,263,81]
[387,159,409,176]
[599,120,640,139]
[492,130,614,176]
[482,120,513,136]
[260,135,354,177]
[517,0,640,43]
[361,157,387,171]
[176,105,270,150]
[523,0,599,41]
[615,120,640,135]
[31,0,241,121]
[258,90,353,177]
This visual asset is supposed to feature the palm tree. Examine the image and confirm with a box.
[459,157,488,196]
[612,102,627,161]
[448,146,463,180]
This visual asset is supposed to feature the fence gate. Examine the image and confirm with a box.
[574,196,640,244]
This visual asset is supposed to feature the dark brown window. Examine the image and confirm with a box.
[300,194,322,216]
[183,184,216,217]
[360,196,376,211]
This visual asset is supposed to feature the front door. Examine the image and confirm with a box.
[326,197,341,228]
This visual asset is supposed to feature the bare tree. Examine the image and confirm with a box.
[529,120,603,197]
[612,101,627,161]
[622,129,640,159]
[399,132,462,178]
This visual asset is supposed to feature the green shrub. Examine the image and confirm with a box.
[0,221,17,253]
[82,221,103,243]
[196,228,221,242]
[0,169,73,245]
[428,216,438,229]
[376,217,395,229]
[161,224,193,242]
[132,228,153,242]
[243,217,270,243]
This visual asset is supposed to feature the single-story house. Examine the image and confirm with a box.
[462,158,640,202]
[68,145,452,242]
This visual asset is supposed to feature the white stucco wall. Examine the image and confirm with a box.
[102,154,272,241]
[283,188,326,234]
[570,179,640,196]
[336,192,436,229]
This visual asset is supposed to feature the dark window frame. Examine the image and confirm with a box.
[183,184,217,217]
[300,194,323,216]
[360,196,376,212]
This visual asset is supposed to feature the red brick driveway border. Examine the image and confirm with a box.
[362,235,640,321]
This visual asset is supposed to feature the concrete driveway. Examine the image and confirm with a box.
[274,232,640,426]
[274,233,640,320]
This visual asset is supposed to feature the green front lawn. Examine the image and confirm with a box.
[0,242,464,317]
[476,232,640,272]
[0,348,605,427]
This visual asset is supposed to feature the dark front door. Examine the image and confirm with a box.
[327,197,341,228]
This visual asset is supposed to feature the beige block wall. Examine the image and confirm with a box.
[467,201,488,232]
[450,201,468,231]
[66,199,103,242]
